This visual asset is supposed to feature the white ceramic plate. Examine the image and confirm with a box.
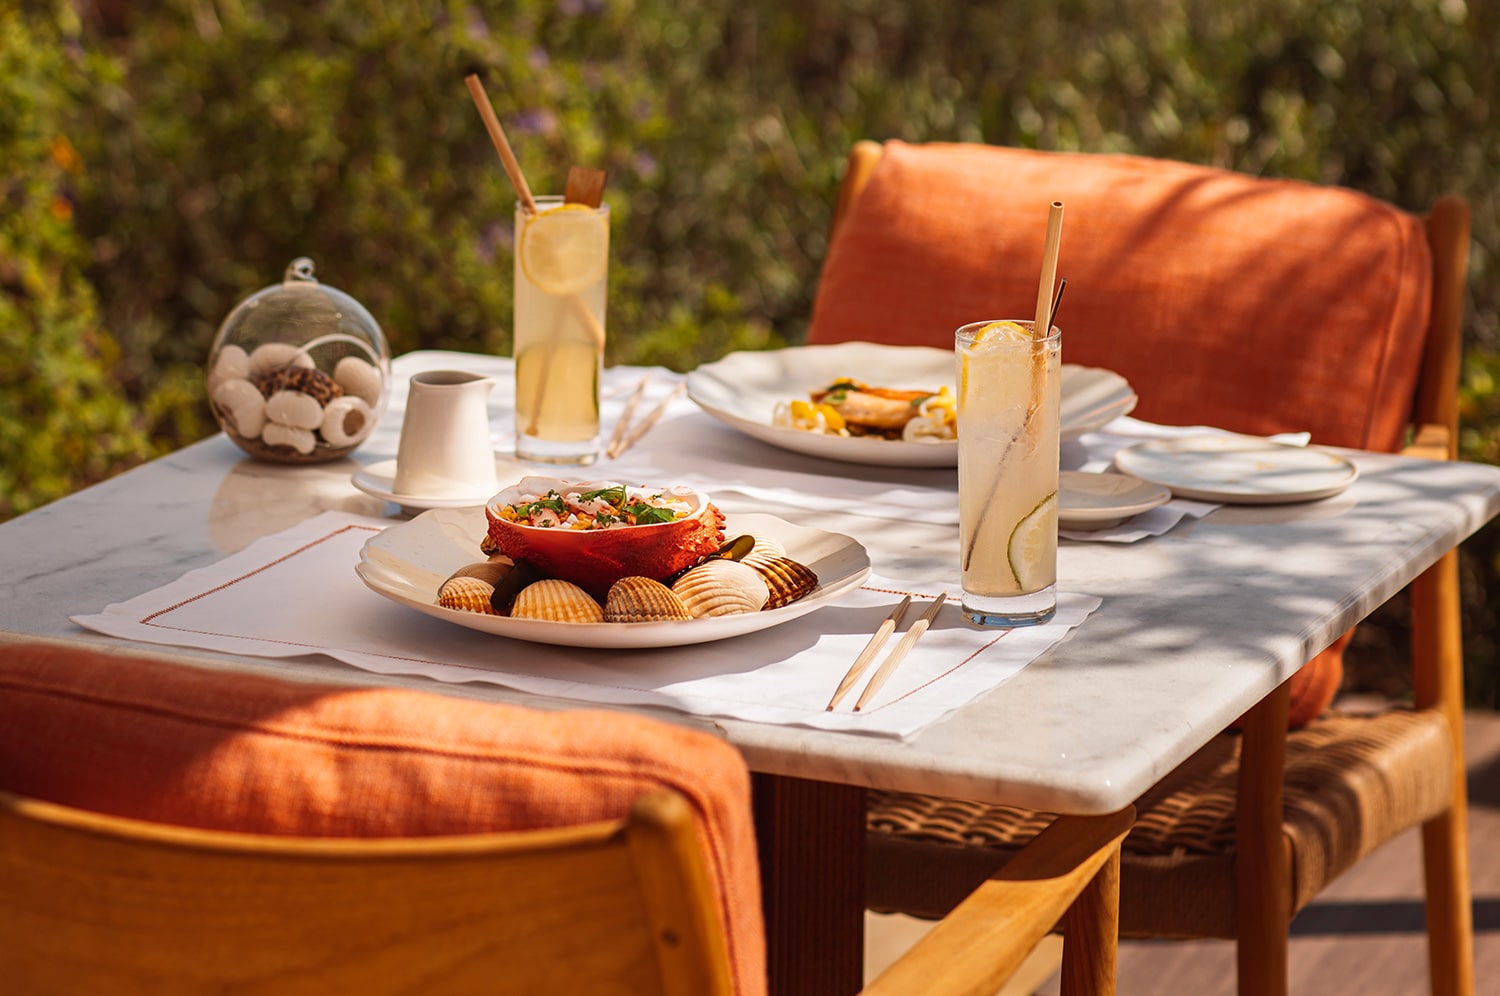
[351,458,529,513]
[1058,471,1173,530]
[1112,435,1359,504]
[356,510,872,648]
[686,342,1137,468]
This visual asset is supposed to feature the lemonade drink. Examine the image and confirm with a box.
[956,320,1061,627]
[514,195,609,464]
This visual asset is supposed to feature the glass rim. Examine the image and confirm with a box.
[520,193,609,215]
[955,319,1060,342]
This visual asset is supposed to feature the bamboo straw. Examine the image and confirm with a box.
[1032,201,1065,338]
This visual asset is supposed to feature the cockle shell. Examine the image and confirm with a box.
[444,560,515,588]
[320,395,373,446]
[672,559,770,618]
[511,579,605,623]
[605,577,692,623]
[211,377,266,440]
[334,356,383,406]
[746,534,786,560]
[744,554,818,609]
[437,575,499,614]
[265,390,324,430]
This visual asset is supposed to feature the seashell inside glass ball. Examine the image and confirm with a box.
[206,257,391,463]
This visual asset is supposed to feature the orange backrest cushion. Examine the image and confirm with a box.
[808,140,1433,452]
[0,643,766,995]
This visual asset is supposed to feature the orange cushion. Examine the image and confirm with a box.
[809,140,1432,453]
[0,643,766,995]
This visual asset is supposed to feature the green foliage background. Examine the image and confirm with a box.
[5,0,1500,701]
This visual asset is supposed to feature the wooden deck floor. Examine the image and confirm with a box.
[866,708,1500,994]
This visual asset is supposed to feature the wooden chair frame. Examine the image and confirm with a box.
[0,784,1132,995]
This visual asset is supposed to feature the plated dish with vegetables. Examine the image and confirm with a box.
[687,342,1137,468]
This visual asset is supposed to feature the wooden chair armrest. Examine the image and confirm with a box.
[1402,423,1453,462]
[863,806,1134,996]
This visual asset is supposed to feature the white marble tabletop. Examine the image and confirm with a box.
[5,350,1500,815]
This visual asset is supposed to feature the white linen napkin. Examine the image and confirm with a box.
[71,511,1100,741]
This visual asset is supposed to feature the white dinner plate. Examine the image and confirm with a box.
[1058,471,1173,530]
[686,342,1137,468]
[351,457,529,513]
[356,509,872,648]
[1112,435,1359,504]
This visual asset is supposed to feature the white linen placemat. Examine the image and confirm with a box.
[71,511,1100,741]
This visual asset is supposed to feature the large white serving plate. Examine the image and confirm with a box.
[686,342,1137,467]
[1113,435,1359,504]
[356,510,871,648]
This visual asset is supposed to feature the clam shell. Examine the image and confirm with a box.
[211,377,266,439]
[744,554,818,609]
[605,577,692,623]
[672,559,770,618]
[444,560,515,588]
[265,390,324,430]
[511,579,605,623]
[334,356,383,406]
[437,575,498,614]
[261,422,316,454]
[249,341,315,378]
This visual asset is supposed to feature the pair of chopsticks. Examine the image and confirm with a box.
[826,593,947,712]
[605,375,685,459]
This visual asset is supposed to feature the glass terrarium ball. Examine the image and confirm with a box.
[206,257,391,463]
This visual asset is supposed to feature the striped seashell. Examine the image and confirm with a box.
[437,575,498,615]
[744,554,818,610]
[511,579,605,623]
[672,559,770,618]
[605,576,692,623]
[746,533,786,560]
[444,559,515,588]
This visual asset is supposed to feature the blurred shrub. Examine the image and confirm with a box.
[7,0,1500,698]
[0,2,154,519]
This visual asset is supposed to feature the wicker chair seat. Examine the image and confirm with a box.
[868,708,1453,938]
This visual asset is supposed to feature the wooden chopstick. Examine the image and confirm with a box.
[826,595,911,711]
[853,593,947,712]
[606,380,685,459]
[605,374,651,457]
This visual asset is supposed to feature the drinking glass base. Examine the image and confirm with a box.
[515,437,599,466]
[961,586,1056,628]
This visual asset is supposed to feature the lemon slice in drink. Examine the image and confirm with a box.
[1007,491,1058,590]
[974,320,1032,343]
[519,204,609,296]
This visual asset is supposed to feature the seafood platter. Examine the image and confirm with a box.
[356,476,871,648]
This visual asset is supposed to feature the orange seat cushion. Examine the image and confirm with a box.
[809,140,1432,453]
[0,643,766,995]
[808,141,1436,726]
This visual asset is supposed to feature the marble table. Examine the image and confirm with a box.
[5,350,1500,994]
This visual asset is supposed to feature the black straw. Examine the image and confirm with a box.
[1050,277,1068,327]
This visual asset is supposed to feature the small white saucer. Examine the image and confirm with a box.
[1059,470,1173,531]
[351,458,528,514]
